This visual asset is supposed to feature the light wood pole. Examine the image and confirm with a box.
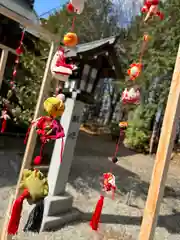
[1,41,56,240]
[139,44,180,240]
[0,49,8,89]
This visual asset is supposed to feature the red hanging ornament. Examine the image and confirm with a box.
[24,116,65,165]
[16,46,23,55]
[141,0,164,22]
[67,2,75,13]
[10,29,25,90]
[127,63,142,80]
[101,173,116,196]
[0,109,10,133]
[121,88,140,105]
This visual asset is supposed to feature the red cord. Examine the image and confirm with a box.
[71,16,76,32]
[113,130,121,158]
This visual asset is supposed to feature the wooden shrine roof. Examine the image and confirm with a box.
[65,36,125,58]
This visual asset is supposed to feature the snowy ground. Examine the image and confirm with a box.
[0,133,180,239]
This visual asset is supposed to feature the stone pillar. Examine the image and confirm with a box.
[41,97,84,231]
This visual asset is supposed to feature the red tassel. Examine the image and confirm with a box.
[90,195,104,231]
[1,119,7,133]
[7,189,29,235]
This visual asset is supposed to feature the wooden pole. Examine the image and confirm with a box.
[0,41,56,240]
[139,44,180,240]
[15,41,55,196]
[0,49,8,89]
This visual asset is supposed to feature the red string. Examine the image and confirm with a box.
[11,29,25,90]
[71,16,76,32]
[60,138,64,163]
[113,130,121,158]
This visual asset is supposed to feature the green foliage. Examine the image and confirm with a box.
[124,104,157,152]
[14,41,49,124]
[121,0,180,151]
[42,0,121,43]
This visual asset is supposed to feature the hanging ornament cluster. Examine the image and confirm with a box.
[90,173,116,231]
[51,0,85,81]
[7,169,48,235]
[24,95,65,165]
[124,0,164,101]
[0,29,25,134]
[141,0,164,22]
[122,88,140,104]
[11,29,25,90]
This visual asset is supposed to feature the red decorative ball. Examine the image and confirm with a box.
[34,156,42,165]
[67,3,74,13]
[141,6,148,13]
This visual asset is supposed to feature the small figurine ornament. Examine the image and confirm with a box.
[101,172,116,196]
[141,0,164,22]
[0,109,10,133]
[127,63,142,81]
[122,88,140,104]
[51,47,77,82]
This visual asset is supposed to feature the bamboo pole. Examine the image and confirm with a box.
[1,41,56,240]
[139,44,180,240]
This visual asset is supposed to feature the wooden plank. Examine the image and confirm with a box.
[0,49,8,88]
[139,43,180,240]
[0,42,56,240]
[0,44,17,55]
[0,5,58,42]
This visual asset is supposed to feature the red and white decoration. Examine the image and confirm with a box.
[141,0,164,22]
[50,47,77,82]
[0,109,10,133]
[67,0,86,14]
[122,88,140,104]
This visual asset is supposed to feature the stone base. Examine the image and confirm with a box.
[40,192,81,231]
[40,208,80,231]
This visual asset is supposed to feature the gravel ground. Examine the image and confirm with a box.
[0,134,180,239]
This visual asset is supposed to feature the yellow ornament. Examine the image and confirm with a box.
[44,97,65,118]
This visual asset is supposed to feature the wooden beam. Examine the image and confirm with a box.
[139,44,180,240]
[0,44,17,55]
[0,4,58,43]
[0,49,8,89]
[1,42,56,240]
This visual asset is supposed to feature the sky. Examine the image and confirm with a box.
[34,0,67,17]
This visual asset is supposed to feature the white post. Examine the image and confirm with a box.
[0,49,8,89]
[41,97,85,231]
